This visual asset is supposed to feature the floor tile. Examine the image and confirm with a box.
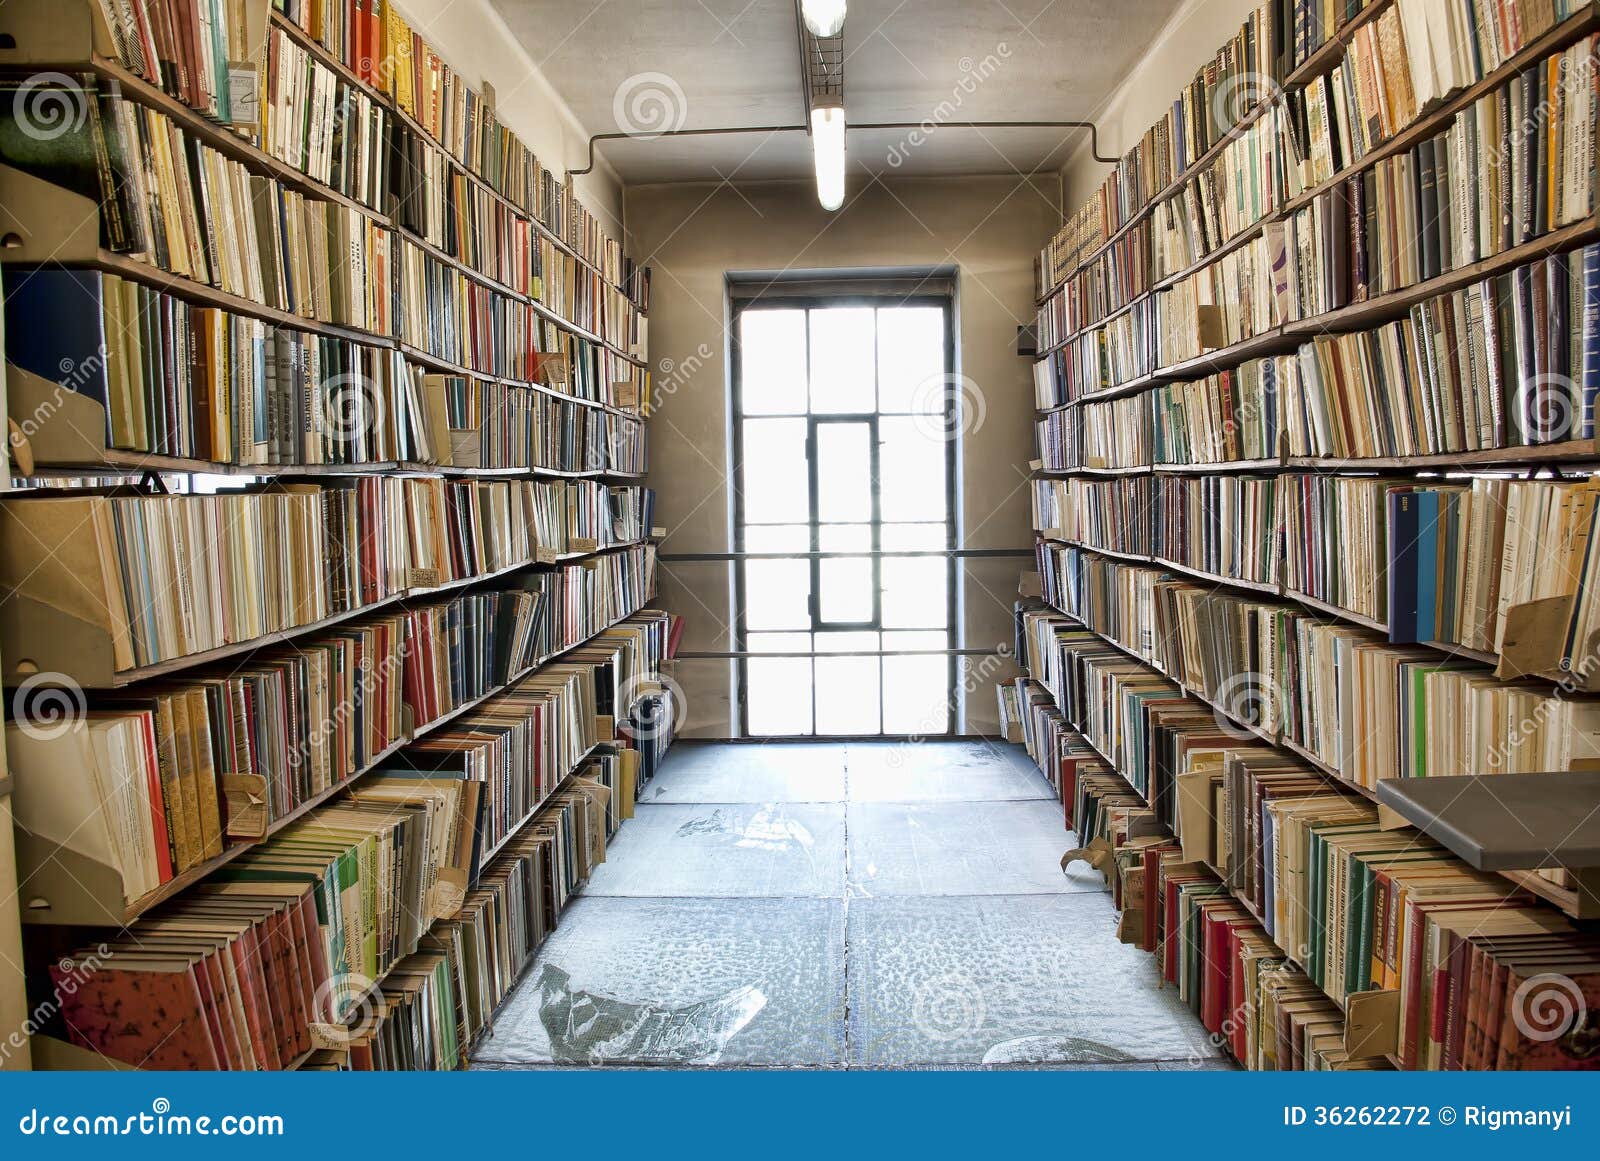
[587,803,847,898]
[640,741,848,804]
[846,894,1222,1067]
[848,800,1093,897]
[475,896,847,1067]
[845,740,1056,803]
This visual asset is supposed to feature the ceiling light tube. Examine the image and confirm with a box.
[810,100,846,211]
[801,0,847,37]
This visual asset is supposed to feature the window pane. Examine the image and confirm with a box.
[815,630,880,654]
[815,655,880,734]
[816,422,873,521]
[748,656,813,734]
[883,630,948,652]
[741,418,810,524]
[820,524,872,552]
[819,556,874,623]
[808,307,876,413]
[879,417,947,522]
[882,556,947,629]
[740,309,808,415]
[876,307,945,414]
[882,654,949,734]
[744,525,810,553]
[749,632,812,653]
[881,523,949,551]
[744,559,809,630]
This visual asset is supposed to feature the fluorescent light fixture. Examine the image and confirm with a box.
[810,100,846,211]
[800,0,847,37]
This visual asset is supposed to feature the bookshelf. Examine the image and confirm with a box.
[1017,0,1600,1070]
[0,0,675,1071]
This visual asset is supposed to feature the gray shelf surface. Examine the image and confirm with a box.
[1375,773,1600,871]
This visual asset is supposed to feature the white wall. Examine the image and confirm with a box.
[1059,0,1265,207]
[394,0,624,234]
[626,175,1059,738]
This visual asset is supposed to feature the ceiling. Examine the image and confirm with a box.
[489,0,1184,184]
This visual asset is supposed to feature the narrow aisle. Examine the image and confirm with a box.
[473,740,1226,1069]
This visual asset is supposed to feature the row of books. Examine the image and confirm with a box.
[368,658,602,875]
[1035,223,1150,351]
[42,669,613,1071]
[90,0,257,124]
[1156,229,1282,368]
[1037,0,1593,304]
[0,75,397,332]
[1033,467,1600,669]
[0,72,648,403]
[1279,0,1375,77]
[1033,35,1596,394]
[1284,38,1598,318]
[1283,0,1594,191]
[394,237,640,408]
[1034,3,1281,297]
[268,2,643,299]
[1034,298,1159,406]
[264,21,647,343]
[42,605,674,1071]
[0,483,656,675]
[1020,649,1600,1069]
[1014,670,1386,1068]
[1284,4,1419,190]
[1035,363,1281,470]
[4,276,650,479]
[1019,601,1600,1068]
[1283,472,1600,657]
[1032,542,1600,787]
[1034,236,1600,464]
[6,268,411,466]
[1151,105,1290,283]
[1286,242,1600,454]
[263,21,390,212]
[5,572,662,907]
[1033,473,1282,586]
[441,379,648,476]
[344,777,615,1069]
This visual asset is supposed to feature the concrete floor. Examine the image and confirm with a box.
[471,740,1228,1069]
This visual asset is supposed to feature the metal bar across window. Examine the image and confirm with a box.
[674,649,1010,659]
[661,548,1033,562]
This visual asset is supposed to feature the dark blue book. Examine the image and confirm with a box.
[2,266,118,447]
[1387,488,1421,643]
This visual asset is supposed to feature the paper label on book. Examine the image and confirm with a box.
[408,568,442,590]
[430,870,468,920]
[228,66,261,129]
[570,537,599,553]
[221,774,270,839]
[308,1023,355,1051]
[535,547,560,564]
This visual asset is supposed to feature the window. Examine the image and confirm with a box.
[732,294,956,737]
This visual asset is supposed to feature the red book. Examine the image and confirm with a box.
[130,711,175,884]
[230,925,282,1070]
[53,958,221,1069]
